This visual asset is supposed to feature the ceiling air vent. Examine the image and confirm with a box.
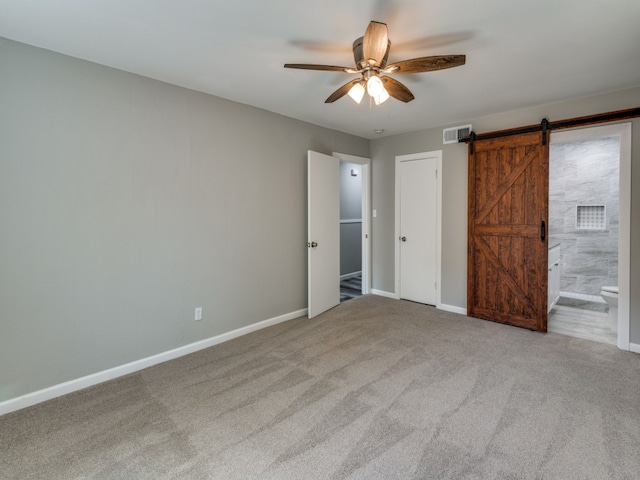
[443,124,472,144]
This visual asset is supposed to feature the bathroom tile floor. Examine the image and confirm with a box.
[548,305,616,345]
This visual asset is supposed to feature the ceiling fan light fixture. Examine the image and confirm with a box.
[373,87,390,105]
[284,21,466,105]
[366,75,384,97]
[347,82,366,104]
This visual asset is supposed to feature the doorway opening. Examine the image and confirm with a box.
[339,161,363,302]
[547,123,631,349]
[333,153,371,303]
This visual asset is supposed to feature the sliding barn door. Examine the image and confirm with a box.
[467,131,549,331]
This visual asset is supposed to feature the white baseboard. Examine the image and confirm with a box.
[371,289,399,300]
[340,271,362,281]
[0,308,307,417]
[438,304,467,315]
[630,343,640,354]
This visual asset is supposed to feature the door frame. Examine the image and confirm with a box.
[550,122,631,351]
[394,151,443,306]
[332,152,372,295]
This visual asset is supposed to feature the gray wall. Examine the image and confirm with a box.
[340,162,362,275]
[549,137,620,296]
[370,87,640,344]
[0,38,369,402]
[370,131,468,304]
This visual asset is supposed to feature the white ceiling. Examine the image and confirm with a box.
[1,0,639,139]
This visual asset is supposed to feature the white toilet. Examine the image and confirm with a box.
[600,286,618,330]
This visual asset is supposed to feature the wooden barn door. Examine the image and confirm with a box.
[467,131,549,331]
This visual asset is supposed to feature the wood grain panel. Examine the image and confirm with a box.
[468,131,548,331]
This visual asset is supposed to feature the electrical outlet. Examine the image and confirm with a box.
[194,307,203,321]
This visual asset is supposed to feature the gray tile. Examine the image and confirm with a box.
[563,254,608,276]
[576,237,617,256]
[608,259,618,282]
[548,305,616,345]
[564,179,610,202]
[560,275,578,292]
[548,218,564,236]
[576,276,610,296]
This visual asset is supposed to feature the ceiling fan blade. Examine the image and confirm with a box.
[381,76,414,102]
[284,63,351,72]
[363,21,389,66]
[384,55,466,74]
[325,79,361,103]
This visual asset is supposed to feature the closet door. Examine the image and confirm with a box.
[467,131,549,331]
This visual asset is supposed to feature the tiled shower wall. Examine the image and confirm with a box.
[549,136,619,296]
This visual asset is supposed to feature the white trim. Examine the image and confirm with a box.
[550,123,631,351]
[340,219,362,224]
[394,151,443,307]
[630,343,640,355]
[438,304,467,315]
[0,308,307,417]
[340,271,362,281]
[371,289,399,300]
[436,155,443,308]
[333,152,372,295]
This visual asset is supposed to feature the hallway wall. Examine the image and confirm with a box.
[340,162,362,276]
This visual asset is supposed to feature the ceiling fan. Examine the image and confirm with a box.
[284,21,466,105]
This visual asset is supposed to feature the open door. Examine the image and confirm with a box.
[467,131,549,331]
[308,151,340,318]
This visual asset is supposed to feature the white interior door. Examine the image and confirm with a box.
[308,150,340,318]
[399,156,438,305]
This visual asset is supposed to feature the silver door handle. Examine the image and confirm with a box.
[307,241,318,248]
[401,236,407,242]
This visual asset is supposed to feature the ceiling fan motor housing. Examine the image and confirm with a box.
[352,36,390,70]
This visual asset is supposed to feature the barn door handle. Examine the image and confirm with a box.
[540,221,546,243]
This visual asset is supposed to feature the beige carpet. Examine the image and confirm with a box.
[2,295,639,479]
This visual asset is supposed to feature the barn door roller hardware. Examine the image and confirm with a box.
[541,118,549,145]
[461,106,640,149]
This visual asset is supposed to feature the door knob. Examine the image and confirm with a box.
[307,241,318,248]
[401,236,407,242]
